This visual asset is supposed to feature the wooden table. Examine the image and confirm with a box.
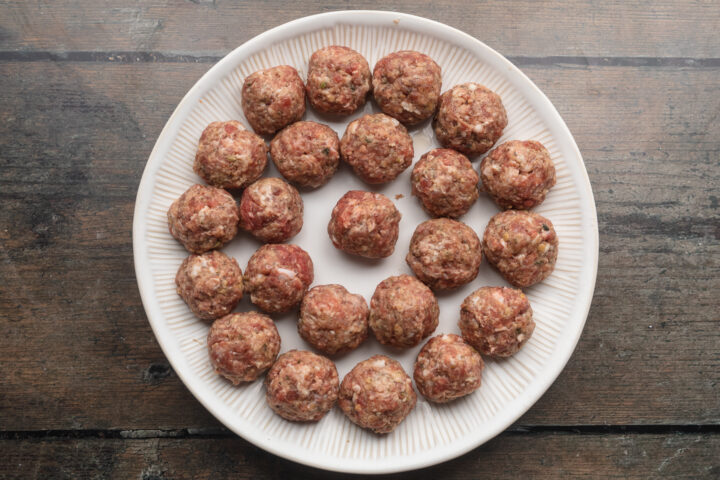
[1,1,718,478]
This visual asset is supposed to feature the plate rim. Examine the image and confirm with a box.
[133,9,599,474]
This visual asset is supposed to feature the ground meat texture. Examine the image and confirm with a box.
[175,250,243,321]
[480,140,556,210]
[306,46,371,115]
[265,350,339,422]
[269,121,340,189]
[459,286,535,358]
[241,65,306,135]
[413,334,484,403]
[369,275,439,348]
[244,244,314,313]
[482,210,559,287]
[327,190,401,258]
[167,184,239,254]
[298,284,369,355]
[238,177,303,243]
[340,113,414,184]
[207,312,281,384]
[411,148,479,218]
[406,218,482,290]
[372,50,442,125]
[338,355,416,434]
[193,120,267,190]
[433,83,508,156]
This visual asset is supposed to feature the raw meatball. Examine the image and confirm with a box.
[193,120,267,190]
[298,284,369,355]
[238,177,303,243]
[480,140,556,209]
[482,210,558,287]
[244,244,314,313]
[207,312,281,384]
[406,218,482,290]
[372,50,442,125]
[411,148,479,218]
[338,355,417,434]
[340,113,414,184]
[241,65,306,135]
[306,46,371,115]
[175,250,243,321]
[167,184,239,254]
[413,334,484,403]
[433,83,507,156]
[369,274,439,348]
[265,350,339,422]
[270,121,340,188]
[327,190,401,259]
[459,286,535,358]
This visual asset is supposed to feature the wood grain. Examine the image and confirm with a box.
[1,1,719,58]
[0,59,718,432]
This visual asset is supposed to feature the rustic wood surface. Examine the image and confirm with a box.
[1,1,718,478]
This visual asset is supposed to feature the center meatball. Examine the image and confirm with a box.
[459,286,535,358]
[369,274,439,348]
[306,46,371,115]
[241,65,306,135]
[482,210,559,287]
[238,177,303,243]
[175,250,243,321]
[265,350,339,422]
[167,184,239,254]
[270,121,340,189]
[207,312,281,384]
[338,355,417,434]
[372,50,442,125]
[327,190,401,259]
[340,113,414,184]
[193,120,267,190]
[413,334,484,403]
[298,284,369,355]
[244,244,314,313]
[406,218,482,290]
[433,82,507,156]
[411,148,479,218]
[480,140,556,210]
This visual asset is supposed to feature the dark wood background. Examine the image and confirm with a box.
[1,1,718,478]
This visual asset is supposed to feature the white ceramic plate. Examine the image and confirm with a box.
[133,10,598,474]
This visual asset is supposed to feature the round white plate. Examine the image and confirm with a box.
[133,10,598,474]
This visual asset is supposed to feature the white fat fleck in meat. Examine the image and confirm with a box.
[371,358,387,368]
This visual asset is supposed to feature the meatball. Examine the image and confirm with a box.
[480,140,556,210]
[327,190,401,259]
[338,355,417,434]
[413,334,484,403]
[459,286,535,358]
[411,148,479,218]
[241,65,306,135]
[175,250,243,321]
[207,312,281,384]
[433,83,507,156]
[298,284,369,355]
[306,46,371,115]
[482,210,558,287]
[369,274,439,348]
[270,121,340,189]
[406,218,482,290]
[340,113,414,184]
[167,184,239,254]
[372,50,442,125]
[238,177,303,243]
[265,350,339,422]
[193,120,267,190]
[244,244,314,313]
